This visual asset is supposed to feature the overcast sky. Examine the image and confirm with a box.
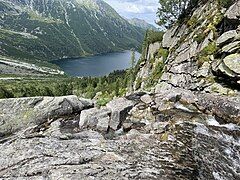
[103,0,159,26]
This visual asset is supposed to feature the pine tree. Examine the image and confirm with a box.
[128,49,136,92]
[157,0,199,28]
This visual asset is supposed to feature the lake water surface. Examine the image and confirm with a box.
[53,50,141,77]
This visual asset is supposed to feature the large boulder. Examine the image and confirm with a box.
[225,0,240,20]
[0,96,93,136]
[154,84,240,124]
[213,54,240,81]
[223,53,240,76]
[79,108,111,132]
[106,97,135,130]
[216,30,237,47]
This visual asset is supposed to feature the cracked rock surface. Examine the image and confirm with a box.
[0,89,239,180]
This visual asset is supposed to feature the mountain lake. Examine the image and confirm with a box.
[53,50,141,77]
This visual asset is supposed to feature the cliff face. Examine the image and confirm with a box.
[135,0,240,96]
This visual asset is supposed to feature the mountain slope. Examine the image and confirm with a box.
[134,0,240,95]
[0,0,145,65]
[128,18,158,30]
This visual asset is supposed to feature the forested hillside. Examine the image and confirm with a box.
[0,0,145,64]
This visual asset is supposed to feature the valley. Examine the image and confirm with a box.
[0,0,146,75]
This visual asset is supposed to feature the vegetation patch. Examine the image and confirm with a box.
[158,48,169,62]
[147,61,165,87]
[96,97,112,107]
[201,42,218,56]
[0,70,130,99]
[194,33,206,44]
[217,0,235,8]
[197,42,218,67]
[135,77,142,90]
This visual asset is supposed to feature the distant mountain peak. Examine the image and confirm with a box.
[128,18,158,30]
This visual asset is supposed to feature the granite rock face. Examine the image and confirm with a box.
[135,0,240,95]
[0,95,93,137]
[106,97,135,130]
[1,1,240,179]
[225,0,240,20]
[79,108,111,132]
[0,91,239,180]
[124,1,240,178]
[147,42,161,60]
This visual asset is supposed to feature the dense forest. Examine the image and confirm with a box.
[0,70,128,106]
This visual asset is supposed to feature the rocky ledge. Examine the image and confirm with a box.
[0,89,239,179]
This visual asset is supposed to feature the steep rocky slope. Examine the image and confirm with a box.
[0,91,239,179]
[135,0,240,95]
[0,0,144,66]
[0,0,240,179]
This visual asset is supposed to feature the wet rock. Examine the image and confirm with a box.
[196,93,240,124]
[154,85,240,124]
[0,95,93,137]
[79,108,111,132]
[106,97,135,130]
[216,30,237,46]
[194,121,240,180]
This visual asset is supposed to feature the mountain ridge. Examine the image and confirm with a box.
[128,18,158,30]
[0,0,145,69]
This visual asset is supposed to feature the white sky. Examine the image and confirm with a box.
[103,0,159,26]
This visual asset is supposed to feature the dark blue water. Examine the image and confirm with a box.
[53,51,141,77]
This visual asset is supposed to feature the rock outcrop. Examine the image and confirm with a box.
[106,97,135,130]
[79,107,111,132]
[0,91,239,179]
[225,0,240,20]
[135,0,240,94]
[0,0,240,179]
[0,95,93,137]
